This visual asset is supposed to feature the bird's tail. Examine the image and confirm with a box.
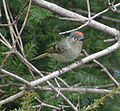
[31,53,48,60]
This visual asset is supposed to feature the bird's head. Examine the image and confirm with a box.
[70,31,84,41]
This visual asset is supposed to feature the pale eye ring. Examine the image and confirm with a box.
[73,37,77,41]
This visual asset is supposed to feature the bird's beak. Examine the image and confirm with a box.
[79,38,84,41]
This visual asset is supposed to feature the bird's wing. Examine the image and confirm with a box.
[46,37,69,54]
[46,45,64,54]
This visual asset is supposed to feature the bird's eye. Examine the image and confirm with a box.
[73,37,77,41]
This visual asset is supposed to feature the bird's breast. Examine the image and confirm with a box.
[48,43,82,62]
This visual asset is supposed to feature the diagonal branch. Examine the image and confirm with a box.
[0,68,30,85]
[71,9,120,23]
[83,49,119,86]
[86,0,91,18]
[15,51,77,111]
[0,32,12,49]
[0,90,25,105]
[30,40,120,87]
[23,0,120,36]
[35,86,120,94]
[2,0,15,44]
[34,97,61,110]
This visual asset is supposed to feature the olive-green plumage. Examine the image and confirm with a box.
[32,31,84,62]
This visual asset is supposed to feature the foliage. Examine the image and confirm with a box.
[10,91,41,111]
[0,0,120,111]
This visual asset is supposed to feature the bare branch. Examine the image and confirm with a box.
[59,0,92,35]
[0,32,12,49]
[2,0,15,44]
[86,0,91,18]
[59,21,89,35]
[71,9,120,23]
[0,89,6,94]
[46,82,78,111]
[19,0,32,35]
[35,86,120,94]
[0,68,31,85]
[0,3,28,27]
[0,5,2,18]
[23,0,120,36]
[0,90,25,105]
[0,21,17,27]
[7,3,26,56]
[94,83,118,89]
[34,97,61,110]
[104,38,116,42]
[108,0,117,12]
[15,51,77,111]
[1,0,120,109]
[96,60,119,86]
[30,41,120,87]
[1,53,11,68]
[8,81,24,87]
[83,49,119,86]
[56,77,69,88]
[54,78,61,97]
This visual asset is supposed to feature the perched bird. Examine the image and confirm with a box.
[32,31,84,62]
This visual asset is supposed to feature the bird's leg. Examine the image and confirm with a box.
[75,52,85,64]
[75,59,81,64]
[55,61,63,73]
[40,71,51,75]
[80,53,84,57]
[75,49,86,64]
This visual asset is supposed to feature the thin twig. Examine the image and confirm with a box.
[0,21,17,27]
[0,38,10,48]
[85,86,120,111]
[34,86,120,94]
[29,41,120,87]
[59,21,89,35]
[76,95,80,110]
[15,50,78,111]
[104,38,116,42]
[83,49,119,86]
[1,53,11,68]
[86,0,91,18]
[15,2,28,20]
[0,5,2,18]
[0,74,8,78]
[71,9,120,23]
[19,0,32,35]
[34,97,61,110]
[2,0,15,44]
[7,2,25,56]
[94,83,118,89]
[0,32,12,48]
[0,68,30,86]
[59,0,91,35]
[0,90,25,105]
[56,77,69,88]
[0,84,9,87]
[54,78,61,97]
[108,0,117,12]
[8,81,24,87]
[24,0,120,36]
[59,2,120,35]
[0,3,28,27]
[0,89,6,94]
[7,1,37,83]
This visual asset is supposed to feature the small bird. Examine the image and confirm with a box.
[32,31,84,62]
